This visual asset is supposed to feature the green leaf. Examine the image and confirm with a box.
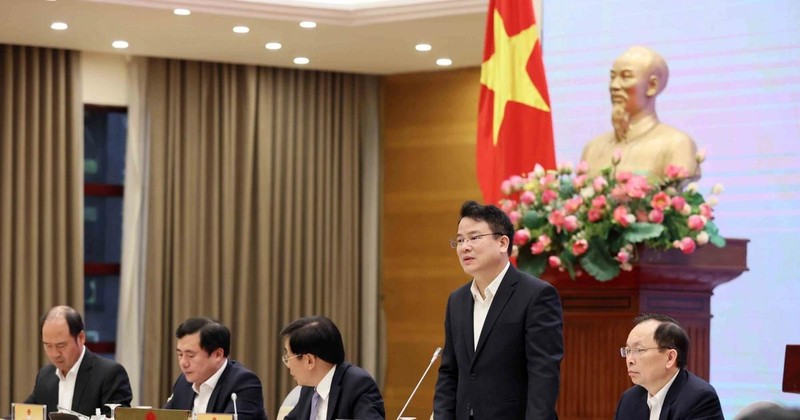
[709,234,726,248]
[580,242,620,282]
[623,223,665,243]
[705,221,720,235]
[522,210,548,230]
[517,250,547,277]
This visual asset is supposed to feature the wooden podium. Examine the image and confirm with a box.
[541,238,748,420]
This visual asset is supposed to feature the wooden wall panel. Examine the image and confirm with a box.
[381,68,482,419]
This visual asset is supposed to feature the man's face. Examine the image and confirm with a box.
[455,218,507,279]
[42,318,85,375]
[282,338,311,386]
[609,50,652,117]
[176,332,224,385]
[624,320,674,393]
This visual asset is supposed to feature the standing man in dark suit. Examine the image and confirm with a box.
[164,317,267,420]
[25,305,132,416]
[614,314,724,420]
[434,201,564,420]
[281,316,384,420]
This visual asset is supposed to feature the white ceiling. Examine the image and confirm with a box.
[1,0,488,74]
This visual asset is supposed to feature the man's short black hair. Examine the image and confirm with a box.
[459,200,515,256]
[41,306,85,338]
[634,313,689,369]
[175,317,231,357]
[280,316,345,365]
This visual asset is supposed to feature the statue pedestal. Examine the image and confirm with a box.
[542,238,748,420]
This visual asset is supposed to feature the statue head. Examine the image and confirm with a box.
[609,46,669,140]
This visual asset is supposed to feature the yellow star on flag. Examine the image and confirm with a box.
[480,9,550,146]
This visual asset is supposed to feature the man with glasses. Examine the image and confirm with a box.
[164,317,266,419]
[280,316,384,420]
[615,313,723,420]
[434,200,564,419]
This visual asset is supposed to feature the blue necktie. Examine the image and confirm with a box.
[309,389,321,420]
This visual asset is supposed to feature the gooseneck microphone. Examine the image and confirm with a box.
[396,347,442,420]
[231,392,239,420]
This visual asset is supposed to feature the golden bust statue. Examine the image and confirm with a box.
[581,46,700,181]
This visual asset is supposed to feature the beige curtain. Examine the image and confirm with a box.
[0,44,83,411]
[137,58,377,414]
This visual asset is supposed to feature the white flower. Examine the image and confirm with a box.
[680,205,692,216]
[696,231,709,245]
[685,182,698,193]
[533,164,545,177]
[711,183,724,195]
[708,197,719,207]
[580,186,595,199]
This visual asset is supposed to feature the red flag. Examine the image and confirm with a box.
[477,0,556,205]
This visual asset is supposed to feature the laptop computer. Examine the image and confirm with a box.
[47,414,81,420]
[114,408,190,420]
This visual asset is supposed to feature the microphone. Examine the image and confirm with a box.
[396,347,442,420]
[231,392,239,420]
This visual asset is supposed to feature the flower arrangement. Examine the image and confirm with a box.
[499,151,726,282]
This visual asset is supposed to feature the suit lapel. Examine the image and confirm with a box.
[472,268,518,363]
[659,370,688,420]
[72,350,93,412]
[206,360,232,412]
[462,289,476,361]
[325,364,347,420]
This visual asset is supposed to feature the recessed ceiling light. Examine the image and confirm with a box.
[232,26,249,34]
[436,58,453,66]
[415,43,432,52]
[293,57,310,65]
[265,42,282,50]
[50,22,68,30]
[299,21,317,29]
[173,8,190,16]
[112,40,129,49]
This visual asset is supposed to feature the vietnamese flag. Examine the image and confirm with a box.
[477,0,556,204]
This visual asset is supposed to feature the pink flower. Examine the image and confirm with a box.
[664,164,688,179]
[564,197,583,214]
[635,209,648,222]
[538,234,552,248]
[564,215,580,232]
[676,237,696,254]
[613,206,632,227]
[650,192,670,210]
[625,175,650,199]
[510,175,524,189]
[548,209,565,231]
[500,199,517,213]
[612,149,622,165]
[548,255,562,268]
[508,211,520,224]
[513,229,531,246]
[576,161,589,175]
[541,189,558,205]
[611,186,628,202]
[648,209,664,224]
[520,190,536,206]
[687,215,706,231]
[572,239,588,256]
[501,179,513,195]
[699,203,714,219]
[531,241,546,255]
[572,174,587,189]
[591,195,607,209]
[671,196,687,212]
[592,176,608,192]
[587,208,603,222]
[616,249,630,264]
[615,171,632,184]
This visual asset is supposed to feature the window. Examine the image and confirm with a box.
[83,105,127,358]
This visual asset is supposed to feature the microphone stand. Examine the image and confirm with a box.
[396,347,442,420]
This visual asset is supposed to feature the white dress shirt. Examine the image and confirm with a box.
[470,262,510,350]
[55,345,87,411]
[313,365,337,420]
[192,359,228,415]
[647,369,680,420]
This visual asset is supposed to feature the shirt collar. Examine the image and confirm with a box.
[193,358,228,394]
[315,365,337,401]
[470,262,510,302]
[647,369,681,407]
[55,345,86,381]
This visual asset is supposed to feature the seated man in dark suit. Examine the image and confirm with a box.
[280,316,384,420]
[25,305,132,416]
[615,313,724,420]
[163,318,267,420]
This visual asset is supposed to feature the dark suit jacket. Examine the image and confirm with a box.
[24,349,132,416]
[614,369,724,420]
[284,362,384,420]
[164,359,267,420]
[433,265,564,420]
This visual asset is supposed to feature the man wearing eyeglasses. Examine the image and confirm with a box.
[614,314,723,420]
[164,317,267,420]
[434,200,564,419]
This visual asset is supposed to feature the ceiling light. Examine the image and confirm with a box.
[50,22,68,30]
[265,42,282,50]
[299,21,317,29]
[415,43,432,52]
[293,57,310,65]
[232,26,249,34]
[112,40,129,49]
[436,58,453,66]
[173,8,190,16]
